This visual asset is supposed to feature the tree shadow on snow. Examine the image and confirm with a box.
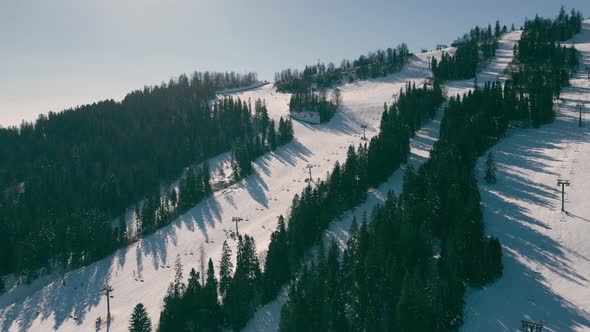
[468,101,590,330]
[0,255,115,332]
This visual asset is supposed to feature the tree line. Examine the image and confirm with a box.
[230,98,294,180]
[510,7,581,127]
[432,21,509,81]
[128,97,294,251]
[275,44,410,93]
[157,236,262,331]
[0,70,281,280]
[289,89,339,123]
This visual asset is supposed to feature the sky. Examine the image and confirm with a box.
[1,0,589,127]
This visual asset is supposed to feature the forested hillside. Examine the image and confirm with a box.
[510,7,582,127]
[432,21,507,81]
[0,72,270,277]
[274,44,410,93]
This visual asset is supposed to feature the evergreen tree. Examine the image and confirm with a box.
[129,303,152,332]
[267,119,278,151]
[173,255,185,297]
[224,235,262,330]
[219,241,233,300]
[184,268,203,331]
[203,258,222,329]
[484,151,497,184]
[483,237,504,283]
[263,215,290,301]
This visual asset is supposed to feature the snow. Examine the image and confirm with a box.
[0,44,431,332]
[462,21,590,332]
[215,81,270,95]
[290,111,321,124]
[243,31,522,332]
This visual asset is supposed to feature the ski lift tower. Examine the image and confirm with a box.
[232,217,244,237]
[577,103,584,128]
[557,179,570,212]
[305,164,315,184]
[101,284,114,322]
[361,125,368,141]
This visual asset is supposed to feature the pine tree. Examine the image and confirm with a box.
[494,20,501,37]
[203,162,212,195]
[199,242,206,285]
[219,240,233,300]
[484,151,497,184]
[483,237,503,282]
[332,88,342,107]
[286,118,294,141]
[204,258,221,329]
[267,120,278,151]
[186,267,201,298]
[129,303,152,332]
[0,276,5,294]
[263,215,290,301]
[224,235,261,330]
[173,255,185,297]
[278,117,287,145]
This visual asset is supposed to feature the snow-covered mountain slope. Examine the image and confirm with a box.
[0,51,431,332]
[462,21,590,332]
[243,31,522,332]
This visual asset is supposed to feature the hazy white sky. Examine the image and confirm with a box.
[1,0,589,126]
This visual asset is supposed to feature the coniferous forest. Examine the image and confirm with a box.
[154,81,445,331]
[275,44,411,93]
[0,71,296,279]
[289,89,339,123]
[135,97,294,239]
[432,22,507,81]
[510,7,582,127]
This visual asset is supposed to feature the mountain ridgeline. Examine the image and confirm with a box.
[275,44,411,93]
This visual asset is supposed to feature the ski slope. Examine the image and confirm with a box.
[243,30,522,332]
[0,48,431,332]
[444,30,521,97]
[463,21,590,332]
